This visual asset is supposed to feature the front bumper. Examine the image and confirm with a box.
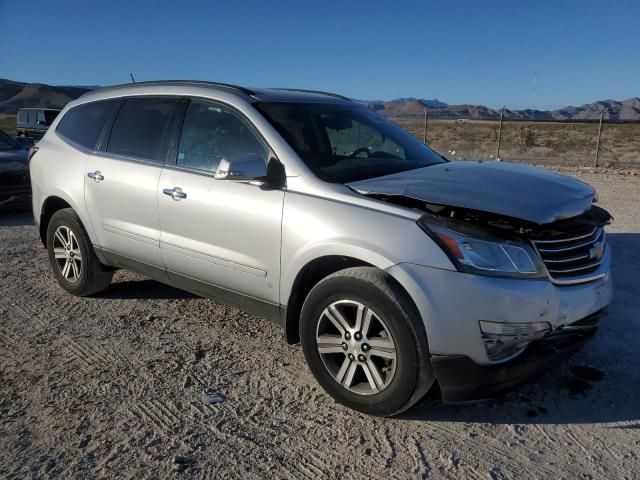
[386,244,611,365]
[431,309,603,403]
[386,245,612,400]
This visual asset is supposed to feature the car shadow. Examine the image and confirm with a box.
[96,278,197,300]
[0,211,33,226]
[402,232,640,425]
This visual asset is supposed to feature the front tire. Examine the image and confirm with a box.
[46,208,112,296]
[300,267,435,416]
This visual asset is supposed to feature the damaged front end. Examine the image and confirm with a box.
[412,202,611,361]
[366,191,612,286]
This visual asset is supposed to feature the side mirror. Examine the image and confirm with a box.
[215,155,267,181]
[215,156,286,189]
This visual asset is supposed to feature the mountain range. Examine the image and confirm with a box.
[1,78,638,121]
[359,97,640,121]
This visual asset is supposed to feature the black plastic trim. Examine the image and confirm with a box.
[431,316,602,403]
[94,246,284,327]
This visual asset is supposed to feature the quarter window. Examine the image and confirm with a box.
[176,100,267,173]
[107,97,178,162]
[56,99,119,149]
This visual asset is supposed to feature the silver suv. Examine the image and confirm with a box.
[30,81,612,416]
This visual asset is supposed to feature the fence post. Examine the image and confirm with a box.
[423,109,428,144]
[496,106,504,159]
[594,111,604,168]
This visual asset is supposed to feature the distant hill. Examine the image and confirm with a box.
[360,97,447,114]
[360,97,640,121]
[551,98,640,121]
[0,79,92,115]
[1,78,637,121]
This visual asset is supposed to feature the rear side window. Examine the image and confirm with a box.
[107,97,178,162]
[57,100,119,149]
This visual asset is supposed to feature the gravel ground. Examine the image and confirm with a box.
[1,170,639,479]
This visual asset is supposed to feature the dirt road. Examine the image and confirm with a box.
[1,170,639,479]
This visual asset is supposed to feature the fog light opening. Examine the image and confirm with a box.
[479,321,551,362]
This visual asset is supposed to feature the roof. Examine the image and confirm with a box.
[80,80,352,104]
[18,107,62,111]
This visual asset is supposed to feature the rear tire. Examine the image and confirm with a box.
[46,208,112,296]
[300,267,435,416]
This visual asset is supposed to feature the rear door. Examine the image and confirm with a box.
[84,96,179,268]
[157,98,284,304]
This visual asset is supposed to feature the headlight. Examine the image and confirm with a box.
[417,214,546,278]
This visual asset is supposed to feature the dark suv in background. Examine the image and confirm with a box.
[0,129,31,210]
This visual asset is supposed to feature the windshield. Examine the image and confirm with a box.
[254,101,445,183]
[0,130,19,151]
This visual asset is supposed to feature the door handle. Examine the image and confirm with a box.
[163,187,187,201]
[87,171,104,182]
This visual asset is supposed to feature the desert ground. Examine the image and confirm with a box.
[395,118,640,169]
[1,169,639,479]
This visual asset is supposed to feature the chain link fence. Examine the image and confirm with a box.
[390,111,640,169]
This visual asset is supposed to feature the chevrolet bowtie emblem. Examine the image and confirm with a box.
[589,242,604,260]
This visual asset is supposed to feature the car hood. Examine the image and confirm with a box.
[347,161,596,224]
[0,149,28,174]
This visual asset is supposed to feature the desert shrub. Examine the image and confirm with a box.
[516,125,536,148]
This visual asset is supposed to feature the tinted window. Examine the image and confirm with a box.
[176,100,267,173]
[57,100,119,149]
[44,110,59,125]
[107,97,178,162]
[18,111,27,123]
[255,102,444,183]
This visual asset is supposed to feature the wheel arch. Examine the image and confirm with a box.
[282,255,422,345]
[39,193,95,248]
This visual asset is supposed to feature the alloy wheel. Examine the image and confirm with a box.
[53,226,82,283]
[316,300,397,395]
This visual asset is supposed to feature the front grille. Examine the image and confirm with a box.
[531,225,606,284]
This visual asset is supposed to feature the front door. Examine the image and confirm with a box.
[157,99,284,304]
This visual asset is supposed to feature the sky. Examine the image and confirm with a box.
[1,0,638,109]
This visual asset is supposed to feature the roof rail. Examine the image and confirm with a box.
[272,88,351,101]
[80,80,255,98]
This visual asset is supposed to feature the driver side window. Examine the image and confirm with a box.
[177,100,268,173]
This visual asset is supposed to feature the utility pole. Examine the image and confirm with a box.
[594,110,604,168]
[496,106,505,160]
[423,109,428,144]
